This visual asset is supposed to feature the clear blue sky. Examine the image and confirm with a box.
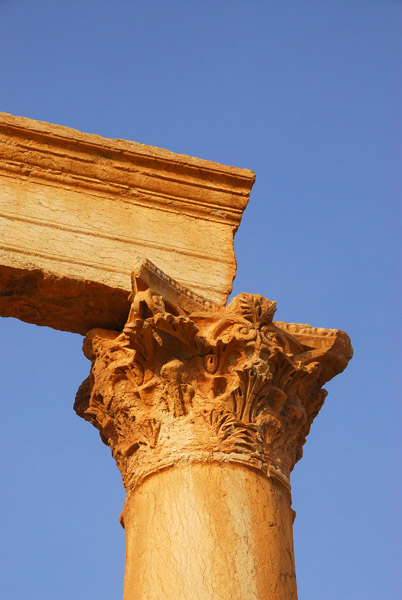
[0,1,400,599]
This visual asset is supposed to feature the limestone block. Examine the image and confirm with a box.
[0,113,255,334]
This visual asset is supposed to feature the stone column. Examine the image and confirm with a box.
[75,260,352,600]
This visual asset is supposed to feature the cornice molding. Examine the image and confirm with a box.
[0,113,255,225]
[0,113,255,332]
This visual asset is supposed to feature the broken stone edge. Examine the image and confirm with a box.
[0,113,256,334]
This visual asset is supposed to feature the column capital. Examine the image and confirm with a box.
[75,258,352,494]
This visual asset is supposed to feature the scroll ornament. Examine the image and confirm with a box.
[75,267,352,495]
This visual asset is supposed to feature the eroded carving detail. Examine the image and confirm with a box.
[75,262,352,494]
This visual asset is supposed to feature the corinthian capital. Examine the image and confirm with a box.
[75,257,352,494]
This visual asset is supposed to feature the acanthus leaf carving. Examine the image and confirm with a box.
[74,259,353,493]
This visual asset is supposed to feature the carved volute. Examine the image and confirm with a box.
[75,257,352,498]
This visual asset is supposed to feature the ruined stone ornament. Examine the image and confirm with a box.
[0,112,353,599]
[74,258,352,598]
[75,257,352,499]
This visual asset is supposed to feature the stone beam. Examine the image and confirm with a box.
[0,113,255,334]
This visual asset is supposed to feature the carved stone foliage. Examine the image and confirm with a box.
[75,278,352,493]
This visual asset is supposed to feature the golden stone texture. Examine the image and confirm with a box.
[0,113,353,599]
[75,258,352,599]
[0,112,254,333]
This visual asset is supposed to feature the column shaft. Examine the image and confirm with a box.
[123,463,297,600]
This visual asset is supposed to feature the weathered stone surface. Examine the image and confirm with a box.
[0,113,255,334]
[1,112,353,599]
[75,260,353,599]
[123,463,297,600]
